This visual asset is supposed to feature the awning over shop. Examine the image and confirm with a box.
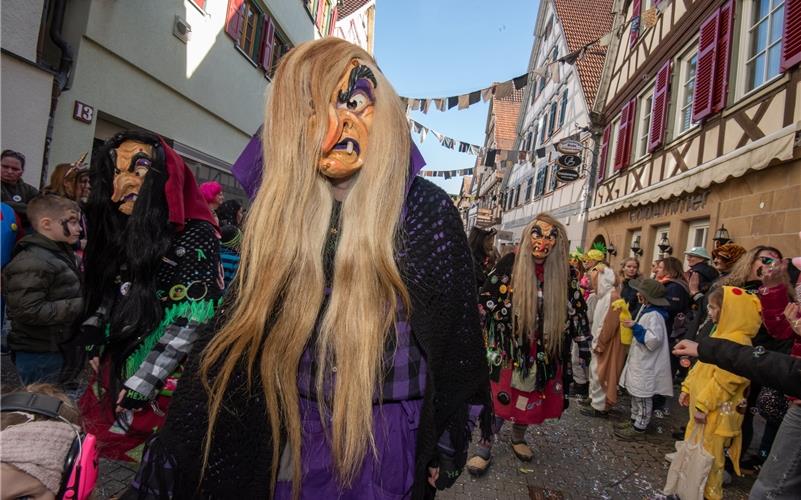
[588,122,800,221]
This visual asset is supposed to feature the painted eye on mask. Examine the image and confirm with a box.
[337,91,370,113]
[134,158,151,177]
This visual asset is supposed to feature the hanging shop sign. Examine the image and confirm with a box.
[556,139,582,155]
[557,154,582,168]
[556,168,580,182]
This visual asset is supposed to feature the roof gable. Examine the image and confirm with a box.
[552,0,615,107]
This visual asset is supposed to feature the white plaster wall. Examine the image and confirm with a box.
[0,55,54,187]
[49,0,314,169]
[1,0,45,62]
[500,0,593,248]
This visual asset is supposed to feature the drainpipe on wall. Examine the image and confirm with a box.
[578,114,603,249]
[39,0,74,189]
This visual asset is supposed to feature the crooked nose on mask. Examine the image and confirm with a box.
[112,175,139,202]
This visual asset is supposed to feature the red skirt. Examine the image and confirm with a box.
[490,364,565,425]
[79,369,175,462]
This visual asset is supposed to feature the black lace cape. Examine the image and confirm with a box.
[125,178,491,499]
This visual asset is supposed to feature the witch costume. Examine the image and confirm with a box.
[78,131,222,462]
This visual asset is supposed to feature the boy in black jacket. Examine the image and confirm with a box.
[2,194,83,384]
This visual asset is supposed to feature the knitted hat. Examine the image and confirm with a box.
[0,420,77,495]
[711,243,746,267]
[628,277,669,306]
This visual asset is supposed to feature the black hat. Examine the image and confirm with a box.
[629,277,669,306]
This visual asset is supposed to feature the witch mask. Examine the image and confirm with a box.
[318,59,377,179]
[530,219,557,260]
[111,140,154,215]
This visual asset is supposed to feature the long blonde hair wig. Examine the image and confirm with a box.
[511,214,569,358]
[200,38,411,494]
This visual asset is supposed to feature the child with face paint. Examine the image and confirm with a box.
[2,194,83,384]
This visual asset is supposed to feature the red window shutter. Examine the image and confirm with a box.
[712,0,734,114]
[329,6,338,36]
[648,60,672,153]
[629,0,642,47]
[691,8,720,122]
[260,15,276,72]
[625,98,637,166]
[614,100,635,171]
[598,124,611,181]
[781,0,801,71]
[225,0,246,41]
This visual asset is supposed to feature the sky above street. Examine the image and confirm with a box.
[374,0,540,194]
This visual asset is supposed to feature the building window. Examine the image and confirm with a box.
[744,0,785,92]
[637,86,654,158]
[525,177,533,202]
[549,163,558,191]
[515,185,521,206]
[550,45,559,62]
[535,165,546,196]
[558,89,568,128]
[539,74,546,93]
[239,1,261,59]
[676,48,698,134]
[548,101,558,136]
[653,225,671,259]
[685,219,710,260]
[605,118,620,179]
[543,16,553,40]
[540,113,548,142]
[226,1,291,78]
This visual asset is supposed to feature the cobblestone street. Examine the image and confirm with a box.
[95,395,759,499]
[442,396,756,500]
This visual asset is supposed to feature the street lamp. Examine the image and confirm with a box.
[713,224,731,248]
[658,234,672,256]
[607,243,617,256]
[630,236,643,257]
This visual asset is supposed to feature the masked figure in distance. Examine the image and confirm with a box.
[467,214,591,475]
[78,131,222,462]
[123,38,490,499]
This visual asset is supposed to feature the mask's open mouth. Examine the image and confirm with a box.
[122,193,138,203]
[332,138,361,156]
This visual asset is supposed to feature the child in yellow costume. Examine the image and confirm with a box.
[678,286,762,500]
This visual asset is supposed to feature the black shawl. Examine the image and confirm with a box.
[123,178,491,499]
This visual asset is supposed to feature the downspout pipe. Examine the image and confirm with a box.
[39,0,74,189]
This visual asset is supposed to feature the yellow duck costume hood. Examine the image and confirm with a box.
[710,286,762,345]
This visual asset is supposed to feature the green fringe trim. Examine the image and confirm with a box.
[124,298,219,379]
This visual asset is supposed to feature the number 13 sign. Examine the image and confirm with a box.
[73,101,94,124]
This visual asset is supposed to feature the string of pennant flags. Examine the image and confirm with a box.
[398,0,669,115]
[410,0,671,180]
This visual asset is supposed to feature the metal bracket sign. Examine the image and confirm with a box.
[557,154,582,168]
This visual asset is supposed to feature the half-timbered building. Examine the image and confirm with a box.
[587,0,801,265]
[500,0,615,248]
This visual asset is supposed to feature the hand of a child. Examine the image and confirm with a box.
[673,340,699,358]
[694,410,707,424]
[783,302,801,336]
[679,392,690,407]
[622,319,635,328]
[89,356,100,373]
